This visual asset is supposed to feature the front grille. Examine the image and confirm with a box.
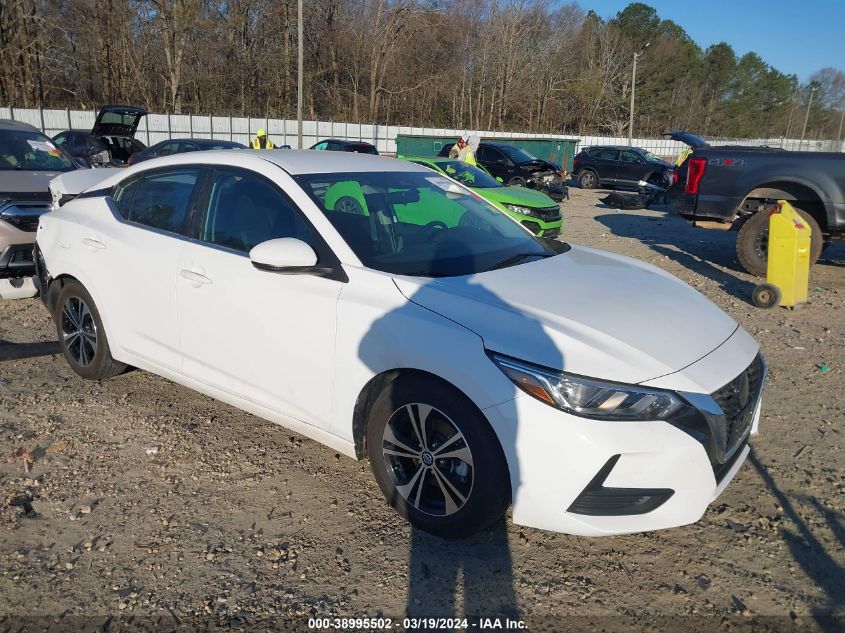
[711,354,765,458]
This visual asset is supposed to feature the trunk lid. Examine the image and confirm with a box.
[92,105,147,138]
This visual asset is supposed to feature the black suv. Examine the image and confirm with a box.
[573,146,673,189]
[437,142,561,188]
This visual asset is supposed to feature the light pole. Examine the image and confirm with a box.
[297,0,303,149]
[628,41,650,147]
[799,83,819,151]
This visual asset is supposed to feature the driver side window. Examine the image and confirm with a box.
[621,150,641,163]
[199,168,315,254]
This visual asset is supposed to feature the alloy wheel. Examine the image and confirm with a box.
[61,296,97,366]
[381,403,474,516]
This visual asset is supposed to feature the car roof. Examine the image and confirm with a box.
[97,149,427,178]
[317,138,375,145]
[0,119,41,133]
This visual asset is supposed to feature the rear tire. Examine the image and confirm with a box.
[578,170,597,189]
[736,208,823,277]
[366,375,510,539]
[54,280,126,380]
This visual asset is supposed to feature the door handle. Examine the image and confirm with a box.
[83,237,106,250]
[180,269,212,285]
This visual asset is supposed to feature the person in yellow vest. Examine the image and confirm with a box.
[251,128,275,149]
[450,134,478,166]
[675,146,692,166]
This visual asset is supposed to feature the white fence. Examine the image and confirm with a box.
[2,106,842,156]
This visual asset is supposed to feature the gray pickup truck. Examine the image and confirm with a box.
[667,131,845,276]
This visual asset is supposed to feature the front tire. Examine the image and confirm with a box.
[736,208,823,277]
[54,280,126,380]
[366,375,510,538]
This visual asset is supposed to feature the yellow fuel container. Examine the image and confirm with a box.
[754,200,811,309]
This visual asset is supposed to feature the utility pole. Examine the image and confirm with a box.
[297,0,304,150]
[799,84,818,151]
[628,42,649,147]
[837,108,844,144]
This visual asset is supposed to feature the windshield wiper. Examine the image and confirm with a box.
[484,252,554,272]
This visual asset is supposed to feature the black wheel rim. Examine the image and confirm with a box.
[61,296,97,366]
[382,403,474,517]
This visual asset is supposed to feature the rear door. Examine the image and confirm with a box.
[82,166,202,370]
[588,148,620,183]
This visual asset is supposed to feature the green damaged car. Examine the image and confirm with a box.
[401,156,563,237]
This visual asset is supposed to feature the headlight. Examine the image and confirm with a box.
[505,204,535,217]
[490,353,686,421]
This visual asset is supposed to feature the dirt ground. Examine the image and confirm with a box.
[1,188,843,633]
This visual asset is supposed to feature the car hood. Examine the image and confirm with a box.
[477,185,558,209]
[0,171,64,198]
[393,245,738,386]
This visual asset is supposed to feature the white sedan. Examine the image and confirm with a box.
[36,150,765,538]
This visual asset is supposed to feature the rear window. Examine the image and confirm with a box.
[589,148,620,160]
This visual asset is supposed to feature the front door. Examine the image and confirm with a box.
[175,166,343,428]
[478,146,510,181]
[617,149,645,186]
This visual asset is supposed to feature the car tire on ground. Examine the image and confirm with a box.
[736,207,823,277]
[366,374,510,539]
[54,279,126,381]
[578,170,597,189]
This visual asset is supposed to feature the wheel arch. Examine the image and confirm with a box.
[739,180,828,230]
[350,367,508,478]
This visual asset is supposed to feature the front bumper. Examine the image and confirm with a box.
[482,353,764,536]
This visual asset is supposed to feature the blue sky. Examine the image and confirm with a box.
[584,0,845,81]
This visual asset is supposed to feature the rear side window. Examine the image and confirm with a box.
[620,150,641,163]
[112,177,139,219]
[589,148,620,160]
[128,169,200,234]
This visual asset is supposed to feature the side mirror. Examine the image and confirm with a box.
[249,238,318,272]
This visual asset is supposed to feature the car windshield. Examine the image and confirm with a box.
[430,160,501,189]
[499,146,537,164]
[0,130,76,172]
[295,171,563,277]
[643,151,664,163]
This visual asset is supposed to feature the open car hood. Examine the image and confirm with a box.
[663,130,710,149]
[92,105,147,138]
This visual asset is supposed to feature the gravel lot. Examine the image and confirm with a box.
[1,188,843,632]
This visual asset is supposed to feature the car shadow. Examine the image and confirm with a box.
[356,249,563,626]
[594,211,758,304]
[0,338,61,362]
[748,449,844,630]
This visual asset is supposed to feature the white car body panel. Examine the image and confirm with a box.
[36,150,764,536]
